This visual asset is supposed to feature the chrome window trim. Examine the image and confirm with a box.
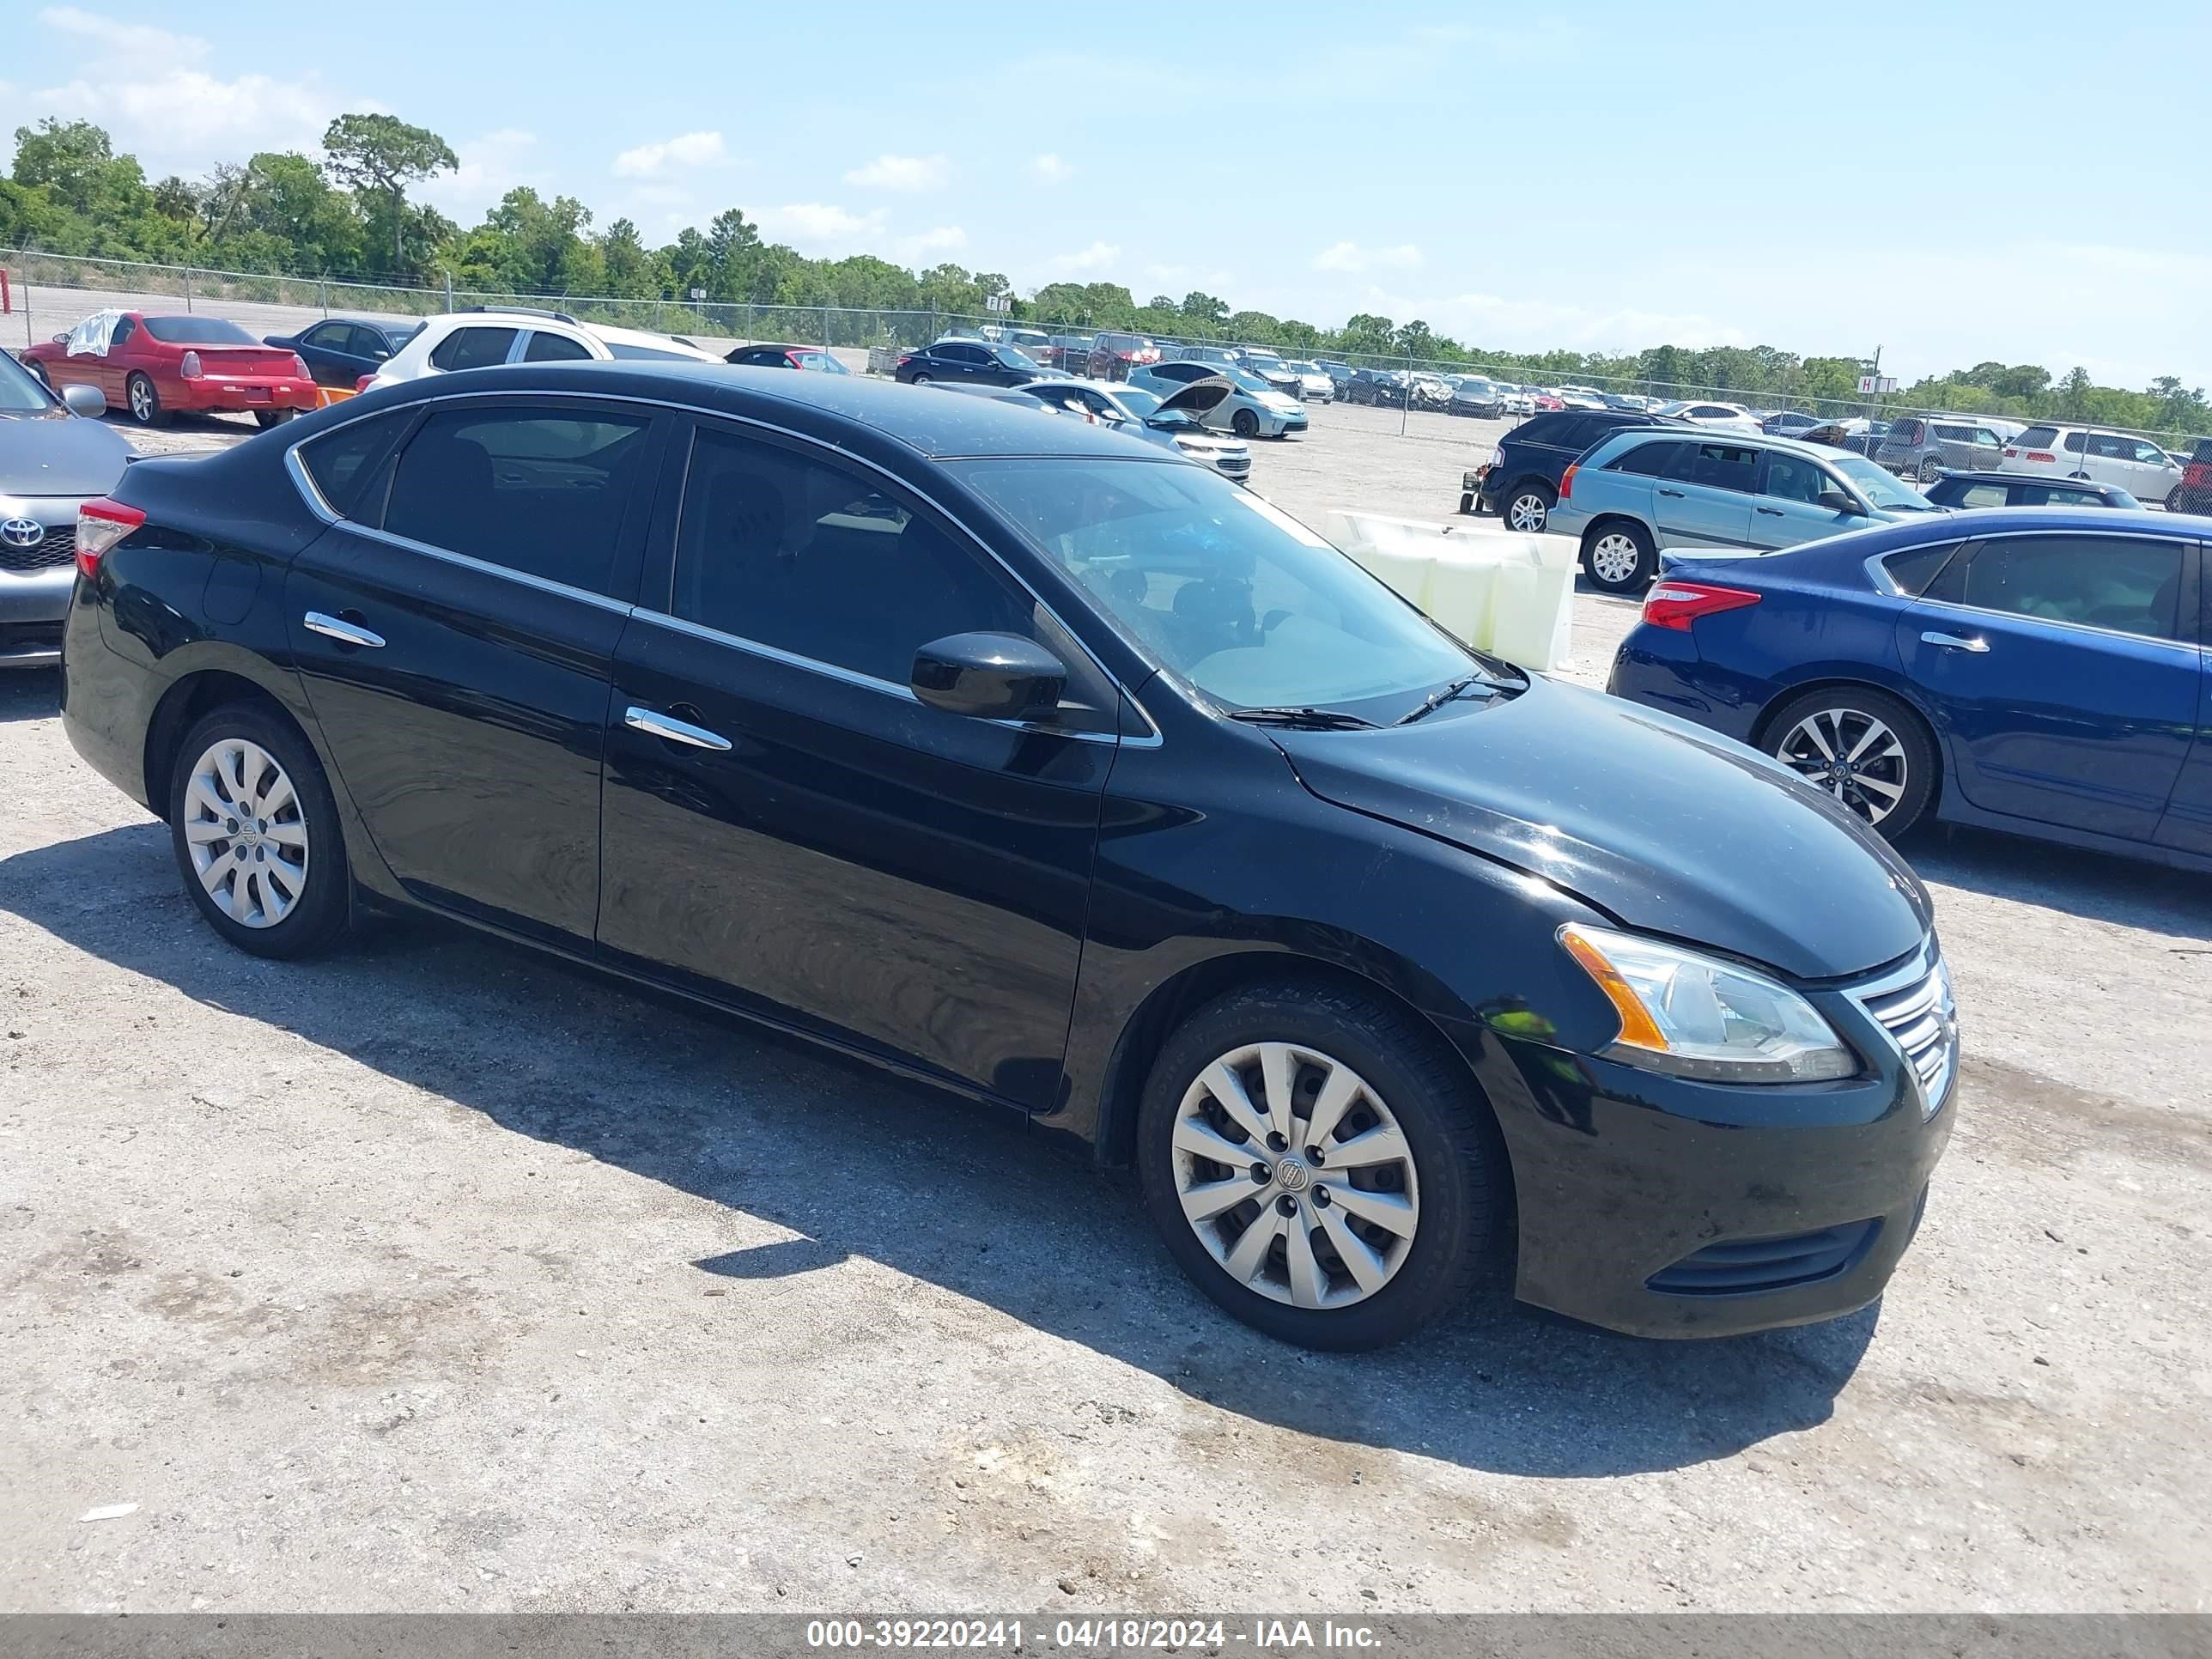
[283,386,1164,744]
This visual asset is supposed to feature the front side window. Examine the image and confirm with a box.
[302,321,348,350]
[428,327,519,372]
[955,459,1478,715]
[2130,440,2168,465]
[381,404,653,596]
[1951,536,2185,640]
[1759,452,1831,504]
[523,331,593,362]
[670,427,1040,689]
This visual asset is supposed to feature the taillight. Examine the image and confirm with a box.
[291,354,311,380]
[356,374,376,393]
[1642,581,1762,632]
[2002,447,2017,458]
[896,355,913,368]
[2026,451,2055,463]
[75,498,147,580]
[179,350,202,380]
[1559,463,1578,500]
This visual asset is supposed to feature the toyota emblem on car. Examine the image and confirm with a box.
[1,517,46,549]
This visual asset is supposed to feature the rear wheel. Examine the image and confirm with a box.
[1917,455,1946,483]
[126,372,168,428]
[908,371,932,386]
[168,705,350,958]
[1581,520,1655,593]
[1503,482,1554,535]
[1135,981,1504,1351]
[1761,685,1936,839]
[2166,485,2185,512]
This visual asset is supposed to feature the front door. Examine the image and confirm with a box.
[1750,449,1866,549]
[285,395,665,945]
[597,418,1121,1106]
[1897,531,2198,840]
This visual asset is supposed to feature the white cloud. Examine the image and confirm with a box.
[1048,240,1121,276]
[1143,264,1235,289]
[757,203,890,252]
[897,225,968,259]
[418,129,538,223]
[1311,241,1424,275]
[38,6,205,65]
[612,130,728,179]
[1028,152,1073,185]
[843,153,949,192]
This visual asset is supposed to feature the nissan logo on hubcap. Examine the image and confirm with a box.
[0,518,43,549]
[1274,1158,1312,1194]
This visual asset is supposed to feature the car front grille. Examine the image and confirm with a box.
[1858,954,1958,1117]
[1647,1217,1882,1296]
[0,526,76,574]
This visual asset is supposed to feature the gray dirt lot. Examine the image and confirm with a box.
[2,376,2209,1615]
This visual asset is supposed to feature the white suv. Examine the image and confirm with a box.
[1999,423,2185,509]
[363,308,720,390]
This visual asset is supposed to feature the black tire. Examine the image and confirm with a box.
[908,371,932,386]
[253,407,300,428]
[1458,493,1475,515]
[125,371,169,428]
[1580,519,1656,594]
[2165,485,2185,513]
[1134,979,1505,1351]
[1502,481,1554,535]
[1759,685,1938,840]
[167,704,350,959]
[1231,407,1260,439]
[27,360,52,388]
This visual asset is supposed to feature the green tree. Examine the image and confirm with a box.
[321,113,457,274]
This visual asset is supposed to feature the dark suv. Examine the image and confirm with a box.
[1470,410,1676,529]
[2179,439,2212,515]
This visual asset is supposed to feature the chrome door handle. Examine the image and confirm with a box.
[1657,488,1685,498]
[1921,630,1989,653]
[624,705,732,751]
[302,611,385,648]
[1756,506,1786,515]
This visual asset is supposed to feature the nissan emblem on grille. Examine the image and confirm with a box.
[0,518,45,549]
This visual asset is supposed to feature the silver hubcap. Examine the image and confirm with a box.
[1776,708,1908,825]
[1920,459,1942,482]
[182,738,309,927]
[131,379,152,419]
[1508,495,1547,532]
[1589,533,1642,584]
[1170,1042,1420,1310]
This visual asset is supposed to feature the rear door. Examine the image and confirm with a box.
[284,395,666,945]
[1896,530,2197,840]
[1751,448,1864,548]
[2152,557,2212,857]
[598,416,1121,1105]
[1654,439,1758,548]
[2080,431,2135,490]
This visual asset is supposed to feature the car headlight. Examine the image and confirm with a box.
[1558,924,1856,1084]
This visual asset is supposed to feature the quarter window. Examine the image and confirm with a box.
[669,426,1040,688]
[381,404,653,596]
[522,331,593,362]
[428,326,519,371]
[298,410,411,520]
[1952,536,2185,641]
[1611,441,1691,477]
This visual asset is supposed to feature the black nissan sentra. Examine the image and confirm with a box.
[59,363,1957,1349]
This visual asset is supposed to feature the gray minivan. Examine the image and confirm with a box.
[1873,415,2008,482]
[1546,430,1942,592]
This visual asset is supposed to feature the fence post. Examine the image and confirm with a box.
[319,278,328,317]
[183,263,193,313]
[823,306,831,360]
[444,271,454,313]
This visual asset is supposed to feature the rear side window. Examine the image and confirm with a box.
[1946,483,2012,509]
[297,410,411,520]
[1891,419,1925,444]
[1687,442,1759,493]
[2062,431,2087,453]
[522,331,593,362]
[1951,535,2185,640]
[428,327,518,371]
[381,404,653,597]
[2016,426,2060,447]
[1881,541,1960,595]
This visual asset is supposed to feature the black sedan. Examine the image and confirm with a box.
[894,338,1045,387]
[60,362,1951,1349]
[725,343,851,374]
[264,315,423,390]
[1921,471,2138,510]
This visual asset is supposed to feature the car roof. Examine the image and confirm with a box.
[356,361,1173,464]
[1933,471,2123,490]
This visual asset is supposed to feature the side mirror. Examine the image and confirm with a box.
[63,383,107,418]
[911,632,1066,722]
[1820,489,1864,515]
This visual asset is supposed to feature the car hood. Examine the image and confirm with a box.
[0,411,133,496]
[1156,378,1232,418]
[1269,675,1932,981]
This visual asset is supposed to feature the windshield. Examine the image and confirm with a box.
[0,349,57,413]
[953,459,1476,716]
[141,316,258,344]
[1832,453,1941,511]
[1224,367,1276,395]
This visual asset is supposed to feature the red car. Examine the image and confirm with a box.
[23,312,316,428]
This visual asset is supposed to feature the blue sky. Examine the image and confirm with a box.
[8,2,2209,386]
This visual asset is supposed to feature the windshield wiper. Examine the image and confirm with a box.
[1395,674,1500,726]
[1228,706,1378,731]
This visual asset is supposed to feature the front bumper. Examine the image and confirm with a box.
[1265,410,1309,436]
[1492,936,1956,1338]
[0,496,88,666]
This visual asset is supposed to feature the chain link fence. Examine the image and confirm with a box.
[6,246,2204,475]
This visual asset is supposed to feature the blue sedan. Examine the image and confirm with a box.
[1607,507,2212,871]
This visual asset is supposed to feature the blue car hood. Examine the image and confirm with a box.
[1270,674,1932,981]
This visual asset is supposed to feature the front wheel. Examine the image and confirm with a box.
[1135,981,1504,1351]
[168,705,351,958]
[1581,520,1655,593]
[1231,407,1260,439]
[1761,686,1936,839]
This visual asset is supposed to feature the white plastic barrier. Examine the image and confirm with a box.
[1325,511,1577,672]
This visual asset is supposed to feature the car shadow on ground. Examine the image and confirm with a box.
[0,671,59,724]
[3,821,1882,1480]
[1900,822,2212,945]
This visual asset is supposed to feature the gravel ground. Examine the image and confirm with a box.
[2,335,2209,1616]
